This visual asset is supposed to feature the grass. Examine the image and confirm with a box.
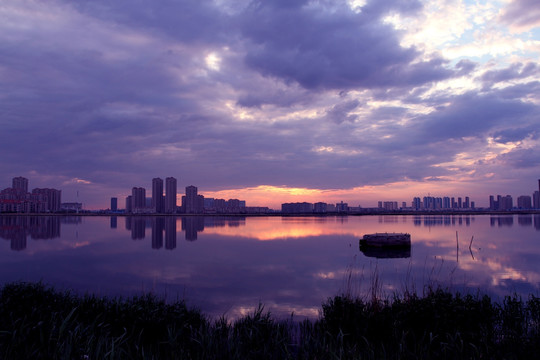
[1,282,540,359]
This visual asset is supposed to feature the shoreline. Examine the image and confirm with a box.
[1,209,540,217]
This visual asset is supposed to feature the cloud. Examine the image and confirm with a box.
[1,0,540,208]
[324,99,361,124]
[481,62,540,85]
[240,0,453,90]
[499,0,540,33]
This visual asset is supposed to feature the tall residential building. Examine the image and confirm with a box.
[32,188,61,212]
[412,197,421,210]
[131,187,146,210]
[533,191,540,209]
[111,197,118,211]
[12,177,28,193]
[499,195,513,210]
[165,177,177,213]
[125,196,132,213]
[152,178,164,213]
[517,195,532,209]
[184,185,203,214]
[535,179,540,209]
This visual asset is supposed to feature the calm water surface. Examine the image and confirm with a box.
[1,215,539,319]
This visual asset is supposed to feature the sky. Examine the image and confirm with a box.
[1,0,539,210]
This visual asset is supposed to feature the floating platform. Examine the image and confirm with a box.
[359,233,411,248]
[360,246,411,259]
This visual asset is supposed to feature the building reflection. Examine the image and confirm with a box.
[490,216,514,227]
[122,216,248,246]
[125,217,147,240]
[413,215,473,227]
[110,216,117,229]
[0,216,62,250]
[165,217,176,250]
[518,215,532,226]
[182,217,204,241]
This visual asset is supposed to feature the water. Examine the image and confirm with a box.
[1,214,539,320]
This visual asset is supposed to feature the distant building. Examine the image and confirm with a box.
[336,201,348,213]
[165,177,177,213]
[61,202,82,212]
[183,185,203,214]
[281,202,313,213]
[517,195,532,209]
[534,191,540,209]
[12,177,28,193]
[0,177,61,213]
[125,195,132,213]
[314,202,328,213]
[32,188,61,212]
[131,187,146,211]
[111,197,118,211]
[152,178,164,213]
[498,195,513,210]
[380,201,398,211]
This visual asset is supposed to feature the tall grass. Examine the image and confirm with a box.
[1,282,540,359]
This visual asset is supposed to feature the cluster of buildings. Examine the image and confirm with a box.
[0,177,62,213]
[121,177,271,214]
[124,177,179,214]
[489,180,540,210]
[409,196,475,211]
[281,201,351,214]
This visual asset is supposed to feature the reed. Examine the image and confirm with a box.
[1,282,540,359]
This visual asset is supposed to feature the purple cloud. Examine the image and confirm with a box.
[240,0,452,90]
[499,0,540,31]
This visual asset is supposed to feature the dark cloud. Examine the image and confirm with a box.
[498,147,540,169]
[481,62,540,86]
[413,92,537,142]
[1,0,539,208]
[455,59,477,77]
[492,126,539,144]
[72,0,231,44]
[324,99,361,124]
[240,0,452,90]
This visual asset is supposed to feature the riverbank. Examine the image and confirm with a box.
[1,282,539,359]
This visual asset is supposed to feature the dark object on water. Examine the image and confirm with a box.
[359,233,411,258]
[359,233,411,247]
[360,246,411,259]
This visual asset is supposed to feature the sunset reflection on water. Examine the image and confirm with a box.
[1,214,539,320]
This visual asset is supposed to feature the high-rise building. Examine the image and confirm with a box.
[111,197,118,211]
[125,196,132,213]
[32,188,61,212]
[152,178,164,213]
[131,187,146,211]
[499,195,513,210]
[184,185,203,214]
[517,195,532,209]
[12,177,28,193]
[165,177,177,213]
[535,179,540,209]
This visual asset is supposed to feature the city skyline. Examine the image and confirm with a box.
[1,1,540,209]
[2,175,540,211]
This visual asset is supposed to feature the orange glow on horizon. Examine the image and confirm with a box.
[202,181,483,209]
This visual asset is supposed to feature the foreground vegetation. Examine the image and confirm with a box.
[1,283,540,359]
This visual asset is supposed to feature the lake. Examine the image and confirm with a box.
[1,214,539,320]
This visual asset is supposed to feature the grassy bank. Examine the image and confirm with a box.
[1,282,540,359]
